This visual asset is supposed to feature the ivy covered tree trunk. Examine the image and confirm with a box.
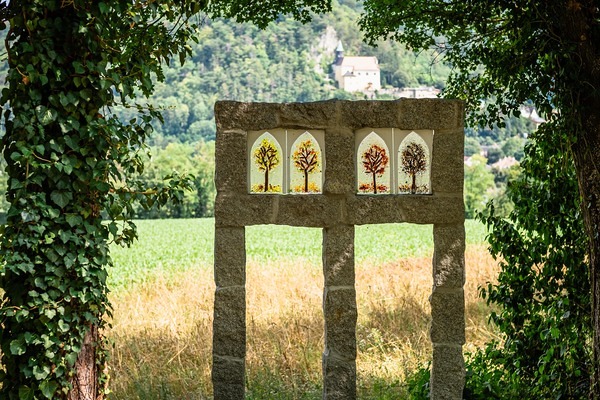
[0,1,200,398]
[0,4,113,398]
[573,99,600,399]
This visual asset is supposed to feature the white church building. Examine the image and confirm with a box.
[332,41,381,93]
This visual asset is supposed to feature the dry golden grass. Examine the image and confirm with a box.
[107,246,499,399]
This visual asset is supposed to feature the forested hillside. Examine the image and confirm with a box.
[0,0,536,219]
[117,0,451,145]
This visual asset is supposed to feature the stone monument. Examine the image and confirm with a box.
[213,99,465,400]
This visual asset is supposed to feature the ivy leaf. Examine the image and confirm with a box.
[98,2,110,13]
[18,386,35,400]
[50,191,72,208]
[65,351,78,367]
[57,319,70,332]
[39,380,59,399]
[66,214,83,227]
[10,338,26,355]
[33,365,50,380]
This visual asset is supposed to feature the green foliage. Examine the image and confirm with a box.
[473,125,590,399]
[464,155,495,219]
[501,137,525,161]
[134,142,215,218]
[464,137,481,157]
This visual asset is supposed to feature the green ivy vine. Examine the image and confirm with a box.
[0,1,200,398]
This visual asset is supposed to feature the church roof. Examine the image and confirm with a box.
[339,56,379,71]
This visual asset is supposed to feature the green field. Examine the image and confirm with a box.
[108,218,487,290]
[107,218,494,399]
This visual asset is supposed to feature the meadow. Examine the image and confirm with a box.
[107,218,498,399]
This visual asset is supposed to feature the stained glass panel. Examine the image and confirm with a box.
[398,132,431,194]
[249,132,283,193]
[357,132,391,194]
[290,132,322,193]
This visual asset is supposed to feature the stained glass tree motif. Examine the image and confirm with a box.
[357,132,390,194]
[290,132,322,193]
[398,132,430,194]
[250,133,283,193]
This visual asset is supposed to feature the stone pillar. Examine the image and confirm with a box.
[430,223,466,400]
[213,226,246,399]
[322,224,357,400]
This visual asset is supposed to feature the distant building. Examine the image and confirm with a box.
[491,156,519,170]
[332,41,381,93]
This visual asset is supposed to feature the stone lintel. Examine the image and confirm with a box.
[216,193,463,227]
[347,195,464,225]
[215,99,464,132]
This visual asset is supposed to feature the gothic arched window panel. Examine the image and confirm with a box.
[249,131,284,193]
[356,130,392,194]
[397,131,433,194]
[289,131,323,194]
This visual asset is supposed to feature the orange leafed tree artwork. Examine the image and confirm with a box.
[292,139,320,193]
[253,138,280,192]
[361,144,389,194]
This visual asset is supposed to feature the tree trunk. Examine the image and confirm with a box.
[372,172,377,194]
[68,326,99,400]
[264,169,269,192]
[572,99,600,400]
[411,173,416,194]
[304,170,309,192]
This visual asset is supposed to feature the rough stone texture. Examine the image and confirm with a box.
[323,128,355,195]
[339,100,401,129]
[431,129,464,194]
[214,227,246,288]
[215,129,247,194]
[214,193,278,227]
[323,287,358,357]
[275,195,343,227]
[215,101,280,131]
[430,289,466,344]
[431,344,465,400]
[212,356,245,400]
[213,287,246,359]
[322,352,357,400]
[433,224,466,288]
[347,195,464,225]
[323,225,355,287]
[397,99,464,130]
[280,100,338,129]
[213,100,465,400]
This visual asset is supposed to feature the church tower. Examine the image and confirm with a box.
[334,41,344,65]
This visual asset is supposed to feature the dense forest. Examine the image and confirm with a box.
[0,0,536,220]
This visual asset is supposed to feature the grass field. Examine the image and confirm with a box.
[107,218,498,399]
